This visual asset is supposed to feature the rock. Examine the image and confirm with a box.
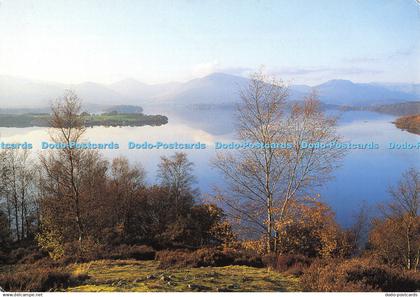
[227,284,240,290]
[216,287,233,292]
[116,280,125,287]
[188,284,210,291]
[146,274,156,280]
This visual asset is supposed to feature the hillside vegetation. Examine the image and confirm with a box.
[394,114,420,135]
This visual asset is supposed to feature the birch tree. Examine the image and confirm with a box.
[38,90,90,255]
[214,70,343,253]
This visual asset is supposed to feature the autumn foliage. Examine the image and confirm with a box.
[275,199,355,258]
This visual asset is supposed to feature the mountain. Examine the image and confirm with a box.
[0,74,418,108]
[369,101,420,115]
[0,75,64,107]
[148,75,418,106]
[150,73,249,105]
[290,84,312,94]
[0,76,126,107]
[109,79,180,102]
[148,73,312,104]
[343,101,420,116]
[370,82,420,97]
[71,82,124,105]
[314,79,417,106]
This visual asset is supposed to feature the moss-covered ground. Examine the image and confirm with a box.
[67,260,299,292]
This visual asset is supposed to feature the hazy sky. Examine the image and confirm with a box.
[0,0,419,85]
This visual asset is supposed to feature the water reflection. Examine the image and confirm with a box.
[0,110,418,226]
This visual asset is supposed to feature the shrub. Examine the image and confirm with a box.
[0,267,88,292]
[36,227,65,261]
[241,239,266,254]
[0,250,8,265]
[226,248,263,267]
[301,258,420,292]
[156,247,263,268]
[59,238,107,263]
[4,247,49,265]
[156,249,196,268]
[8,248,27,264]
[107,244,156,260]
[18,249,49,264]
[263,253,312,276]
[40,241,156,264]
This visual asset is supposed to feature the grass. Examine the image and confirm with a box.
[0,113,49,127]
[66,260,299,292]
[84,113,168,127]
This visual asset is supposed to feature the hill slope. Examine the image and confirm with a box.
[394,114,420,135]
[315,80,417,106]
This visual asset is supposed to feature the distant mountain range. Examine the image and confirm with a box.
[0,73,418,108]
[343,101,420,116]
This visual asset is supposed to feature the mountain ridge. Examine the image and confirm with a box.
[0,73,418,108]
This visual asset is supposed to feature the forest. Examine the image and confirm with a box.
[0,73,419,292]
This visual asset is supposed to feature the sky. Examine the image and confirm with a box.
[0,0,419,85]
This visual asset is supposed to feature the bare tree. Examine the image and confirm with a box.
[39,90,87,252]
[0,149,36,242]
[16,150,36,240]
[0,208,9,246]
[350,202,370,255]
[0,150,12,240]
[214,70,343,253]
[110,157,146,239]
[157,152,197,217]
[377,168,420,270]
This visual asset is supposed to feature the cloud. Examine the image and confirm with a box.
[219,66,253,76]
[388,46,416,59]
[272,67,330,76]
[343,46,417,64]
[330,68,383,75]
[191,61,221,77]
[342,57,381,63]
[191,63,252,78]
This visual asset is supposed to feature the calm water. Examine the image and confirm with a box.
[0,109,418,226]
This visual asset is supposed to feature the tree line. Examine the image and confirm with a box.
[0,91,234,261]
